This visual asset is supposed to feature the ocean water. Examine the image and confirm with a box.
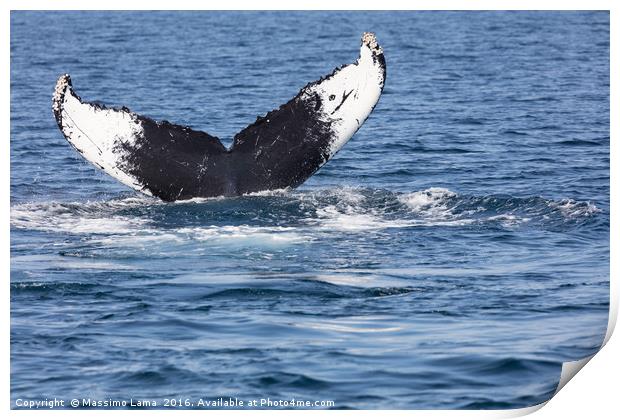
[10,11,609,409]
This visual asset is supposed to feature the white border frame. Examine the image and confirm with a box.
[3,1,617,419]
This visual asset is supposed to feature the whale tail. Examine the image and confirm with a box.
[53,33,386,201]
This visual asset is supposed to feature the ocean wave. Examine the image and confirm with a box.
[398,187,459,219]
[10,187,601,242]
[10,199,153,235]
[548,199,599,218]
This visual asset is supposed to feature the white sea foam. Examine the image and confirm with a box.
[11,187,600,250]
[10,196,311,249]
[487,214,531,227]
[329,186,366,205]
[301,187,479,231]
[243,188,292,198]
[177,225,310,245]
[89,225,310,250]
[313,205,410,231]
[398,187,458,218]
[10,201,151,234]
[549,199,600,218]
[173,195,231,204]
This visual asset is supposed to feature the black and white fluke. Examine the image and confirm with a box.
[52,32,386,201]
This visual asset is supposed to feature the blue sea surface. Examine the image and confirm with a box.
[10,11,609,409]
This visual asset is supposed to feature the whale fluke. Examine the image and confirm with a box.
[52,33,386,201]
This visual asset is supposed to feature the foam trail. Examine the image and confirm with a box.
[10,188,601,240]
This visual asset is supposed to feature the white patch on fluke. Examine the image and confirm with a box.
[57,80,150,194]
[306,32,385,159]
